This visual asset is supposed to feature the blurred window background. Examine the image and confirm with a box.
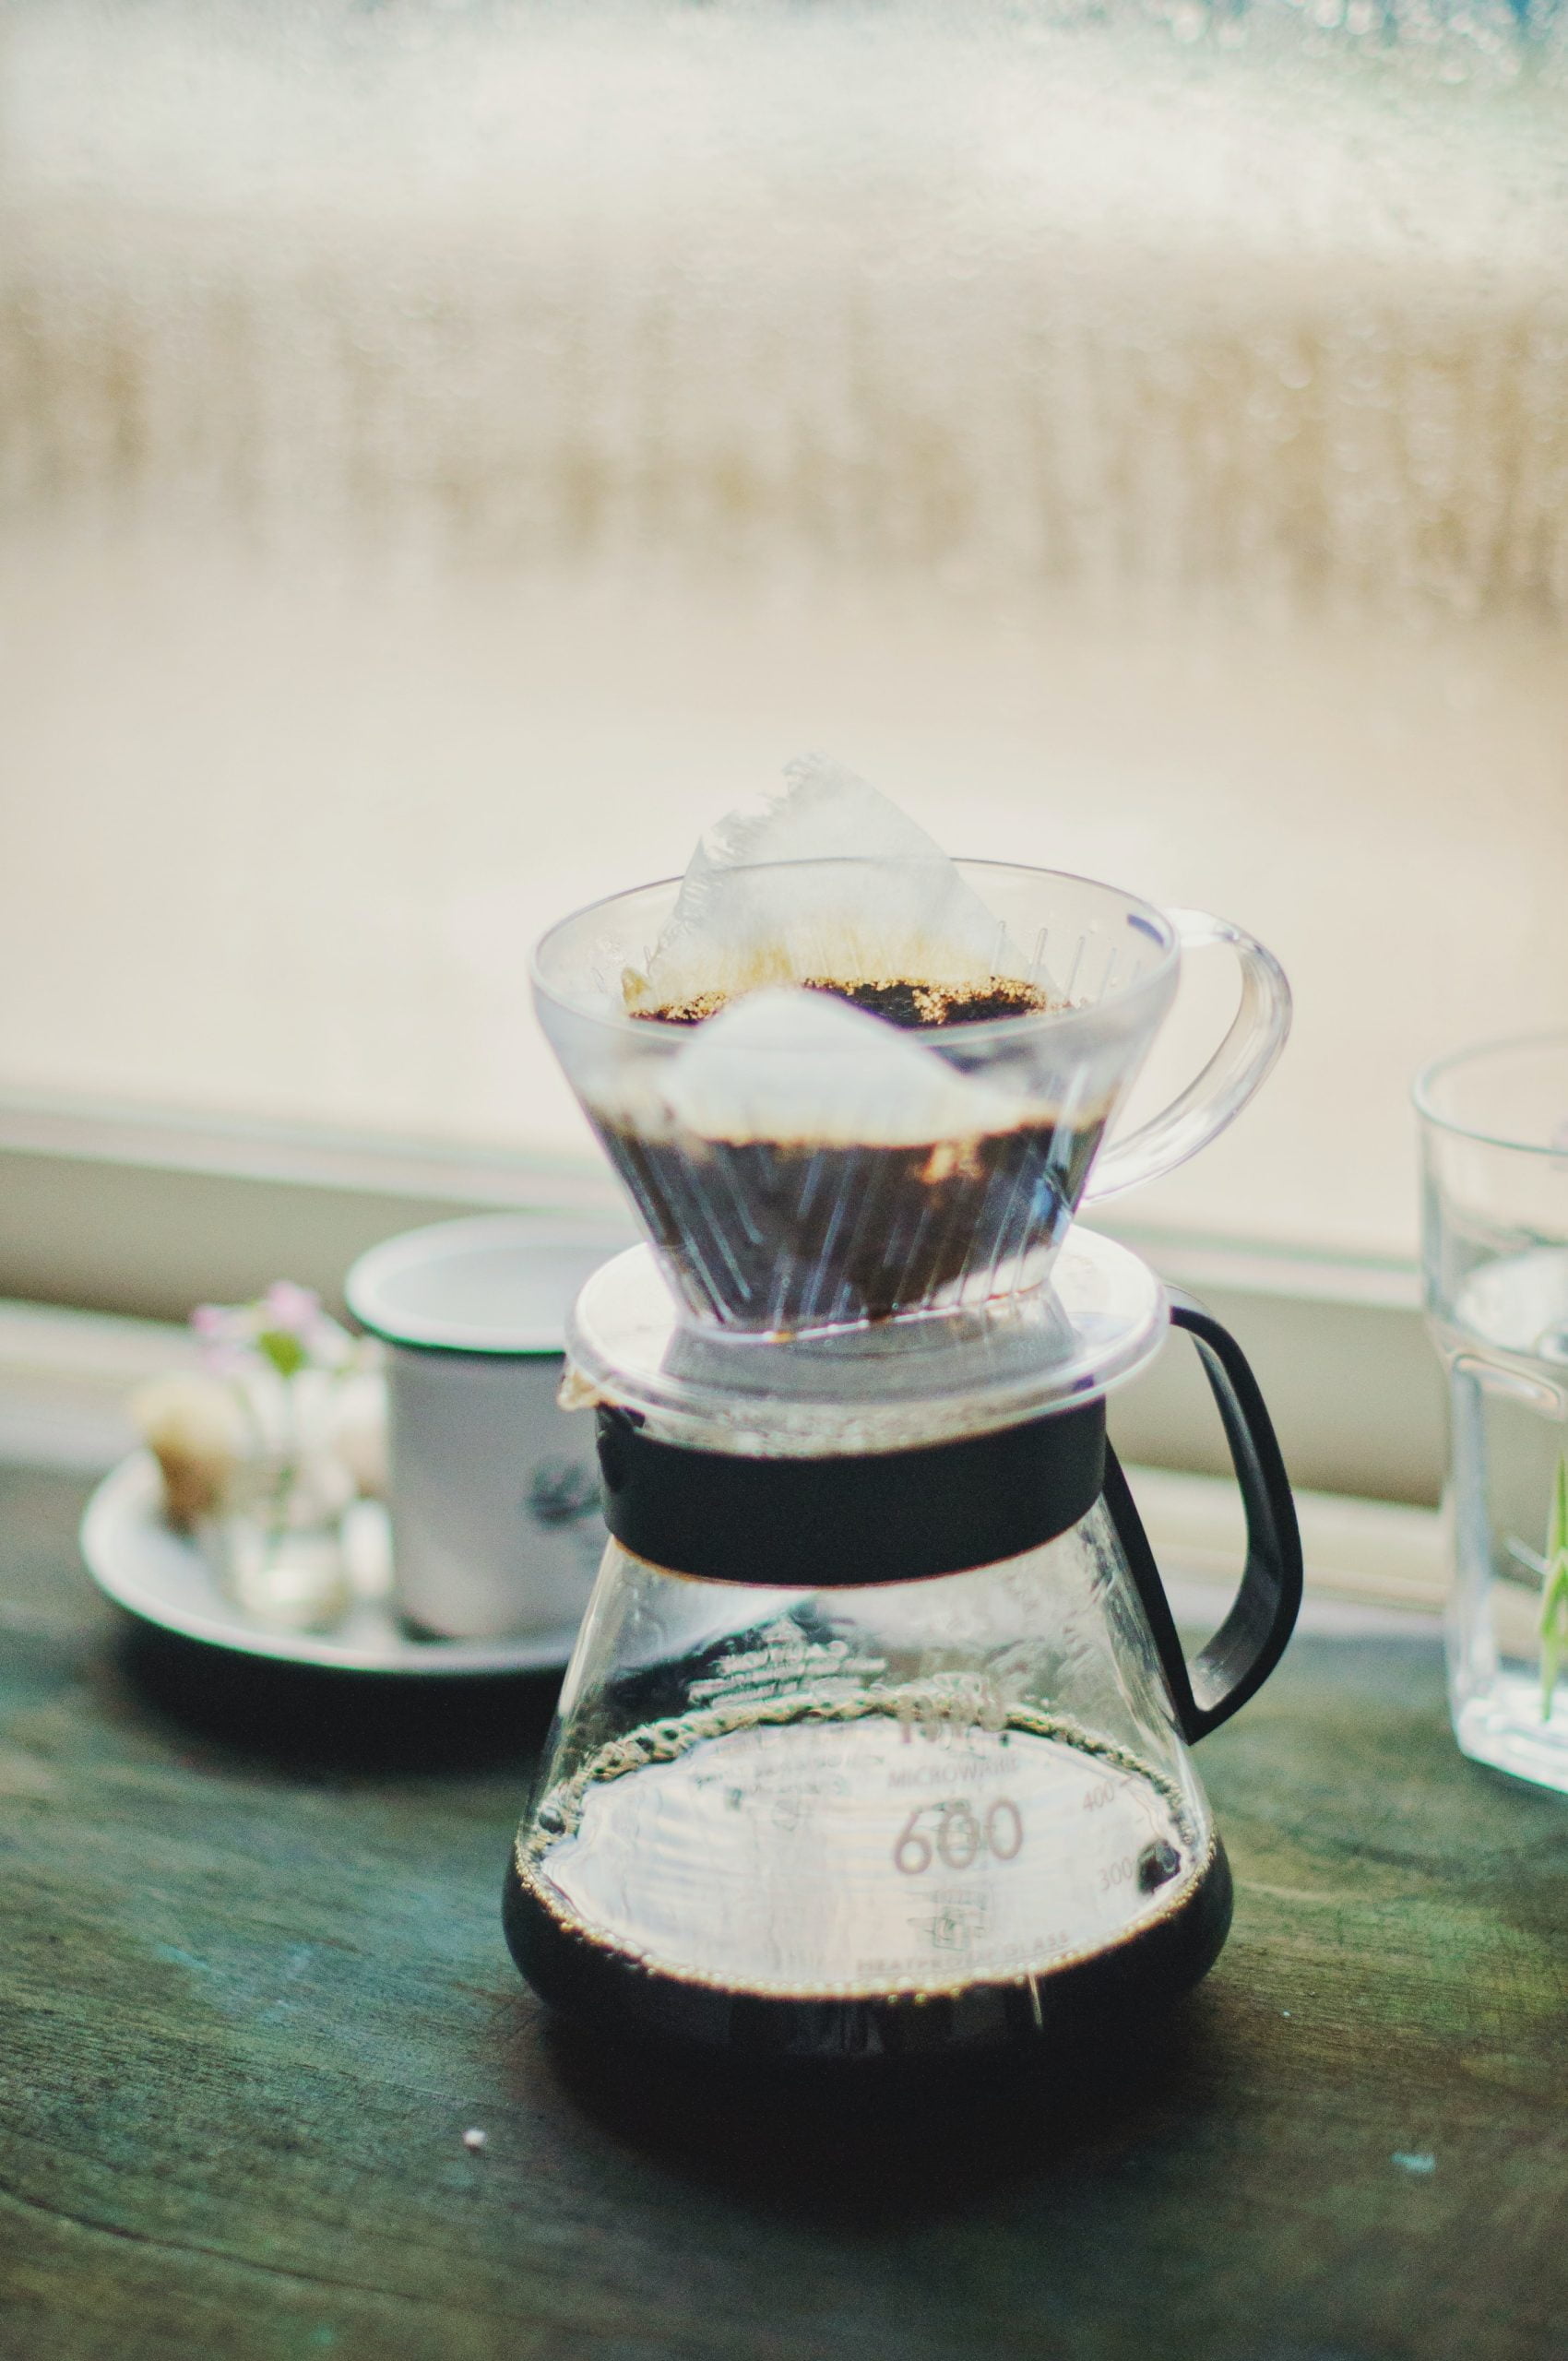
[2,0,1565,1288]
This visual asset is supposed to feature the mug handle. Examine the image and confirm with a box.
[1101,1297,1303,1743]
[1082,908,1291,1204]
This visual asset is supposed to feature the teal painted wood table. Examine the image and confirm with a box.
[3,1463,1567,2361]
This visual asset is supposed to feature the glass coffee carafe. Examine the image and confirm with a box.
[505,1232,1301,2065]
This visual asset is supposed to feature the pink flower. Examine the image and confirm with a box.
[191,1283,357,1381]
[262,1281,322,1336]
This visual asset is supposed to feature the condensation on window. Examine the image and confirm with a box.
[1,0,1564,1259]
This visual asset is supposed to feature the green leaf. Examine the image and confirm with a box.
[256,1327,308,1380]
[1550,1453,1568,1565]
[1538,1453,1568,1722]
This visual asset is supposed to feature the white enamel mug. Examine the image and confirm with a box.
[345,1214,631,1642]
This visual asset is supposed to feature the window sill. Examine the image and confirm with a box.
[0,1091,1444,1507]
[0,1289,1443,1626]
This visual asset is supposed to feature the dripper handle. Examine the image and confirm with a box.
[1103,1296,1303,1743]
[1081,908,1291,1204]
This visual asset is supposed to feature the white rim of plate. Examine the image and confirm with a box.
[80,1453,582,1678]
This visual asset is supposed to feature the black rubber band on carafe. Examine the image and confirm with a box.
[594,1401,1107,1586]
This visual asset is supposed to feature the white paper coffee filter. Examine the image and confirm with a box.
[662,988,1024,1147]
[624,753,1029,1014]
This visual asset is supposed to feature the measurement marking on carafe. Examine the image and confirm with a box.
[893,1797,1023,1874]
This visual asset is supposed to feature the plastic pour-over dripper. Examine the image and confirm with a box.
[533,858,1289,1335]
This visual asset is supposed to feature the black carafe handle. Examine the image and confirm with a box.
[1101,1295,1303,1744]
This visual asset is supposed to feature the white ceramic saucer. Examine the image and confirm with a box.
[80,1453,582,1678]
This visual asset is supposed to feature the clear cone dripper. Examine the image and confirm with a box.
[532,858,1288,1334]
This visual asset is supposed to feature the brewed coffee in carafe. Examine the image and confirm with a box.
[505,1237,1301,2065]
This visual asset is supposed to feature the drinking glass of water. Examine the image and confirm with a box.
[1417,1035,1568,1794]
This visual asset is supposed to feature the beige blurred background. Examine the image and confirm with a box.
[3,0,1565,1269]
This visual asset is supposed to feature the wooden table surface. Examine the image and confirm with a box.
[4,1461,1567,2361]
